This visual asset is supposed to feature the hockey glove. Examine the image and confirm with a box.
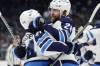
[14,46,26,59]
[28,17,45,33]
[84,50,93,61]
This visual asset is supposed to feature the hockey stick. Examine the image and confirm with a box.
[0,12,14,39]
[50,3,100,66]
[73,3,100,42]
[0,12,15,66]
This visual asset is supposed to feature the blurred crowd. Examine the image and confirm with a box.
[0,0,99,60]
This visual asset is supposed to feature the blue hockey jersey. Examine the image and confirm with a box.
[34,16,76,55]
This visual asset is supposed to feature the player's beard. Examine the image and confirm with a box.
[50,15,60,23]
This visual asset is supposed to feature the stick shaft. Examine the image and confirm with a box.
[0,14,14,39]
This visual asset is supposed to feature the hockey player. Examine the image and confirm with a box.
[78,25,95,66]
[44,0,79,66]
[14,9,50,66]
[6,35,21,66]
[74,25,96,66]
[75,21,100,66]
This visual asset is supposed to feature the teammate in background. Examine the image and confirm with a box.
[75,25,95,66]
[6,35,21,66]
[76,21,100,66]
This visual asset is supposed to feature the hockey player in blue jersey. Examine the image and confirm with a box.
[43,0,79,66]
[14,9,50,66]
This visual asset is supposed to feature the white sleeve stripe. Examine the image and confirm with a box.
[59,30,65,42]
[37,32,48,45]
[86,31,94,42]
[41,39,53,53]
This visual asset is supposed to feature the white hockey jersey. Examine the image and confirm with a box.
[6,45,21,66]
[78,28,100,62]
